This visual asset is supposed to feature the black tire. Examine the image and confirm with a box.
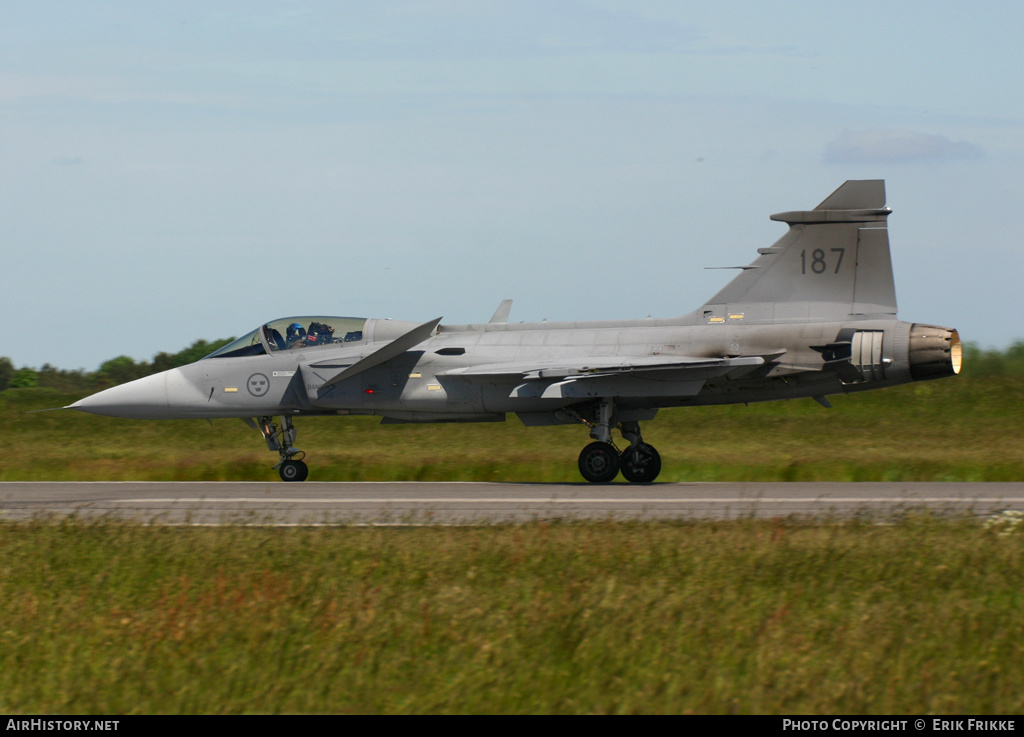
[279,459,309,482]
[620,443,662,483]
[578,442,620,483]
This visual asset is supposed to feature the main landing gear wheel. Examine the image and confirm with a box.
[571,399,662,483]
[620,443,662,483]
[578,442,620,483]
[279,459,309,482]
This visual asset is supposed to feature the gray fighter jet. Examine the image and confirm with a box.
[70,180,961,482]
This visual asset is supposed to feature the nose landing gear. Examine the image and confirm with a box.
[249,415,309,482]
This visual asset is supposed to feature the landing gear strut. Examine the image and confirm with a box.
[252,415,308,482]
[573,400,662,484]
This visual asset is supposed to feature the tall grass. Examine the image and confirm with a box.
[0,517,1021,714]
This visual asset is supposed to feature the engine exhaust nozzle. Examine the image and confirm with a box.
[909,324,962,381]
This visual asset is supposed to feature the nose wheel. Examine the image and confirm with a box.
[278,458,309,482]
[249,415,310,482]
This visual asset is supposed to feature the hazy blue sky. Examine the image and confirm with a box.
[2,1,1021,371]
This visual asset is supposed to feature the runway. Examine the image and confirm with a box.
[2,481,1023,525]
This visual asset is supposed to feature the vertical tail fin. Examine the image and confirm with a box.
[701,180,897,324]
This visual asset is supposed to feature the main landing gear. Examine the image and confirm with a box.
[252,415,308,482]
[574,399,662,484]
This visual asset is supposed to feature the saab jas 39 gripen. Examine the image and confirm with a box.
[70,180,961,482]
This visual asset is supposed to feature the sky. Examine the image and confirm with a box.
[2,1,1022,371]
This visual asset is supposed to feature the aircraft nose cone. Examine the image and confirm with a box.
[69,367,195,419]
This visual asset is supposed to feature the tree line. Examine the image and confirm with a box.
[1,338,1022,394]
[961,340,1024,377]
[0,338,234,393]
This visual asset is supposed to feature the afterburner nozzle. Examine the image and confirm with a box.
[909,324,962,381]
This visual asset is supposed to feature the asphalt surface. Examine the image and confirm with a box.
[2,481,1023,525]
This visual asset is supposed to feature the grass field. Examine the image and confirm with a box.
[1,517,1022,714]
[2,375,1022,482]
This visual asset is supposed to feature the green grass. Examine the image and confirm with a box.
[2,375,1022,482]
[1,517,1022,714]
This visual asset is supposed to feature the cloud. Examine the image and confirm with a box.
[825,129,983,164]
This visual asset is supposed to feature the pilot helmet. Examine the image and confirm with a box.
[287,322,303,336]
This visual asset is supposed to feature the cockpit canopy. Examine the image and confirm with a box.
[204,316,368,359]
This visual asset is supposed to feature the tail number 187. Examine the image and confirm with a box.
[800,248,845,275]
